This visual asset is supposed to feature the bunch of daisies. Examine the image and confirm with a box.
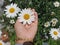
[44,18,60,40]
[4,3,35,25]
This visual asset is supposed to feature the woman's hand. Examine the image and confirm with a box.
[14,9,38,43]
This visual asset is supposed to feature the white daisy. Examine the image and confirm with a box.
[51,18,58,24]
[51,12,55,15]
[44,22,50,27]
[9,19,15,24]
[0,30,2,37]
[52,23,56,27]
[49,28,60,40]
[53,1,60,7]
[0,40,4,45]
[18,8,35,24]
[4,3,20,18]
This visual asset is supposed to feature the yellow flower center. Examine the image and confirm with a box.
[53,20,56,22]
[53,31,58,35]
[9,8,15,13]
[46,23,48,25]
[0,42,2,45]
[24,14,30,20]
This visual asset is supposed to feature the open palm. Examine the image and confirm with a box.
[14,9,38,43]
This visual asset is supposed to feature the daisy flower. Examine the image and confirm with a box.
[49,28,60,40]
[52,23,56,27]
[44,22,50,27]
[51,12,55,15]
[0,40,4,45]
[53,1,60,7]
[51,18,58,24]
[4,3,20,18]
[9,19,15,24]
[18,8,35,24]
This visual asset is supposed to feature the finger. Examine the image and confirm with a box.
[25,24,31,30]
[32,9,35,12]
[32,9,38,23]
[32,12,38,25]
[34,12,38,23]
[30,12,38,27]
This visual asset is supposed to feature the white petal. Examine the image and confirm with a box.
[27,20,32,24]
[54,37,58,40]
[23,21,26,25]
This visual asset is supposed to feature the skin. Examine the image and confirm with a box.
[14,9,38,43]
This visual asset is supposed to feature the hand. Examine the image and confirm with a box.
[14,9,38,43]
